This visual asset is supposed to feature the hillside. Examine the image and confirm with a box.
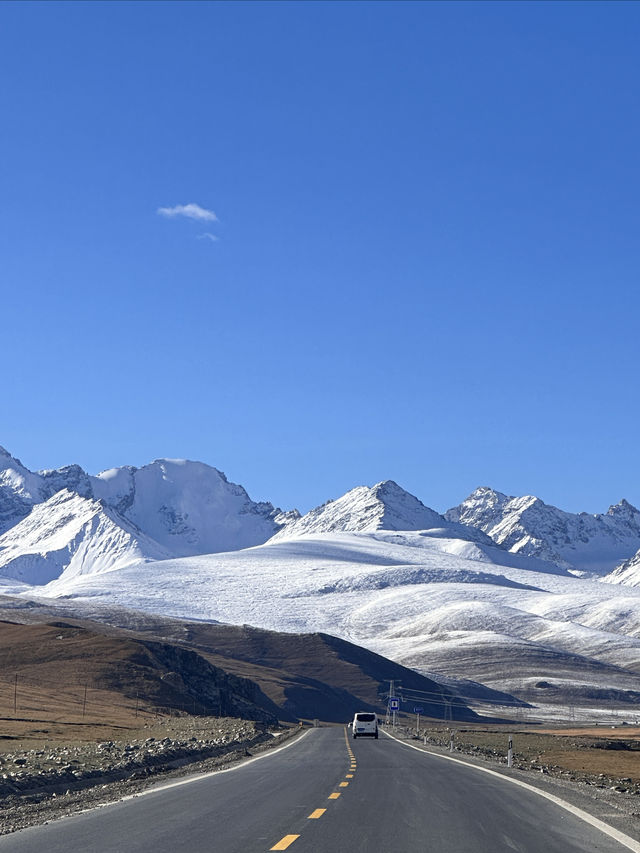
[0,603,477,723]
[0,619,277,723]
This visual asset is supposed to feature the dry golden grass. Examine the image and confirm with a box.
[417,725,640,783]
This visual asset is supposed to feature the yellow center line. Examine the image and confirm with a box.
[339,781,349,787]
[270,835,300,850]
[308,808,326,819]
[346,773,354,778]
[328,792,341,799]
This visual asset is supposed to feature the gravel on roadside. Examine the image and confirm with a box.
[0,717,302,836]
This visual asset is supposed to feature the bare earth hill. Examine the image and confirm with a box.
[0,601,477,723]
[0,620,278,724]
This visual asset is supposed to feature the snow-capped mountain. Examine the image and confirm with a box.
[272,480,499,549]
[0,446,101,535]
[91,459,299,556]
[0,448,299,574]
[446,487,640,575]
[0,447,90,535]
[603,548,640,587]
[0,489,171,585]
[271,480,446,539]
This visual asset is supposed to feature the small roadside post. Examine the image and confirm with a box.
[414,706,423,732]
[389,697,400,729]
[449,731,454,752]
[507,735,513,768]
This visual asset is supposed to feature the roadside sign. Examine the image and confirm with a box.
[389,698,400,711]
[413,706,424,714]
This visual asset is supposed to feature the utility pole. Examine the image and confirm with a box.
[13,674,17,716]
[384,679,401,728]
[82,684,88,719]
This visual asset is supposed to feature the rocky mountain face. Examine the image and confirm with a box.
[0,447,103,535]
[0,447,55,534]
[446,487,640,575]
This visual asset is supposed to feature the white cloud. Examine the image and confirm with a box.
[157,203,218,222]
[197,233,220,242]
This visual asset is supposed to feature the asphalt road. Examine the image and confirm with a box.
[0,726,636,852]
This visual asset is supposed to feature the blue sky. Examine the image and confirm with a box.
[1,0,639,514]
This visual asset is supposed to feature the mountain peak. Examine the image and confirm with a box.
[272,480,445,540]
[0,446,27,472]
[92,456,289,556]
[607,498,640,519]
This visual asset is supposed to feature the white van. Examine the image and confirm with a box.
[352,712,378,739]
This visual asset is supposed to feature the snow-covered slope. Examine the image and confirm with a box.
[603,548,640,588]
[0,490,171,585]
[446,487,640,575]
[18,529,640,714]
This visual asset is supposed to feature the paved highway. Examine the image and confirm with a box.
[0,727,637,852]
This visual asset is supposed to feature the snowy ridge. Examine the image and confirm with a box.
[273,480,467,541]
[0,490,171,585]
[446,487,640,574]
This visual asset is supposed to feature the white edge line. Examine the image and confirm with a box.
[4,729,311,834]
[120,729,310,801]
[382,729,640,853]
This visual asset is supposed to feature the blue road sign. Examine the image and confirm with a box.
[413,706,424,714]
[389,698,400,711]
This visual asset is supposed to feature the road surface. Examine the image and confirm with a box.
[0,726,636,852]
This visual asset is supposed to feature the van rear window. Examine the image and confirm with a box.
[355,714,376,722]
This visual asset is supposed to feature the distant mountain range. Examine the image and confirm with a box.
[446,487,640,576]
[3,444,640,717]
[2,445,639,585]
